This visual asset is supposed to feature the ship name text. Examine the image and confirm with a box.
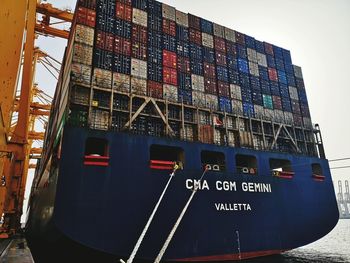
[185,179,272,193]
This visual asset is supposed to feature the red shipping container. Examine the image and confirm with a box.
[204,62,216,79]
[163,67,178,86]
[189,28,202,45]
[114,36,131,56]
[188,14,201,30]
[86,10,96,27]
[95,30,105,50]
[116,2,132,22]
[235,31,245,45]
[163,18,176,37]
[163,50,177,69]
[215,51,227,66]
[105,33,114,52]
[77,7,87,24]
[268,68,278,82]
[217,81,230,98]
[117,0,132,5]
[214,37,226,52]
[204,78,217,95]
[272,96,282,110]
[264,42,274,55]
[148,80,163,99]
[132,24,148,44]
[132,42,147,60]
[177,56,190,73]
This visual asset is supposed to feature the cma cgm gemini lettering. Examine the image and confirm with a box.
[26,0,339,262]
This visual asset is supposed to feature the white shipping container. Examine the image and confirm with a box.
[224,27,235,42]
[303,117,312,129]
[226,116,235,129]
[293,65,303,79]
[264,109,275,121]
[247,48,258,63]
[227,131,235,147]
[192,90,206,108]
[163,84,178,102]
[214,129,222,145]
[92,68,112,89]
[213,23,225,38]
[90,109,109,130]
[202,33,214,48]
[274,110,285,123]
[230,84,242,100]
[131,58,147,79]
[74,24,95,46]
[113,73,130,93]
[130,77,147,95]
[205,94,218,110]
[284,112,294,125]
[257,52,267,67]
[289,86,299,100]
[133,8,148,27]
[249,62,259,77]
[72,43,93,65]
[71,63,92,86]
[176,10,188,27]
[181,125,194,141]
[162,3,176,21]
[191,74,205,92]
[254,105,264,119]
[232,99,243,115]
[199,111,210,124]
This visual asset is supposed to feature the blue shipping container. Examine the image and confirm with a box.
[287,74,296,86]
[114,19,131,39]
[148,0,162,15]
[252,91,263,106]
[227,54,238,71]
[255,40,265,53]
[282,48,292,64]
[261,80,271,95]
[132,0,147,11]
[178,73,192,90]
[201,18,213,34]
[203,47,215,64]
[241,87,252,103]
[177,25,189,42]
[270,81,280,96]
[278,70,288,85]
[177,41,190,57]
[282,97,292,112]
[237,44,247,59]
[239,72,250,88]
[266,55,276,68]
[163,34,177,52]
[284,62,294,75]
[219,97,232,113]
[279,84,289,98]
[250,76,260,90]
[148,30,162,48]
[190,43,203,61]
[113,54,130,74]
[96,13,115,33]
[190,60,204,75]
[216,66,229,83]
[147,62,163,82]
[148,14,162,32]
[258,66,269,81]
[243,102,255,117]
[296,78,305,89]
[237,58,249,74]
[298,89,308,103]
[94,49,113,70]
[148,46,162,64]
[96,0,115,16]
[273,45,283,59]
[245,35,256,49]
[228,68,239,85]
[178,89,192,105]
[275,58,285,71]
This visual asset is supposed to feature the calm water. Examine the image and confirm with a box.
[241,219,350,263]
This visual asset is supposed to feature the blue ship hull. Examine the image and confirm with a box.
[27,126,339,261]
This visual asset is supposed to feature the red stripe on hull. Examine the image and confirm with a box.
[172,249,288,262]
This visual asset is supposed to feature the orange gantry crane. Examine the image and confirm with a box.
[0,0,73,237]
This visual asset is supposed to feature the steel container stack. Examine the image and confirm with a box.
[57,0,315,154]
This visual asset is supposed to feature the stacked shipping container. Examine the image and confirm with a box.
[67,0,314,152]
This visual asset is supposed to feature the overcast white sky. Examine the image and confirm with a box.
[34,0,350,184]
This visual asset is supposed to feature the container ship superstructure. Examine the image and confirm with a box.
[26,0,339,261]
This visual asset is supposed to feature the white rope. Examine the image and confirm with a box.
[120,165,179,263]
[154,167,208,263]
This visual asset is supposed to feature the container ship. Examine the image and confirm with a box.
[26,0,339,261]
